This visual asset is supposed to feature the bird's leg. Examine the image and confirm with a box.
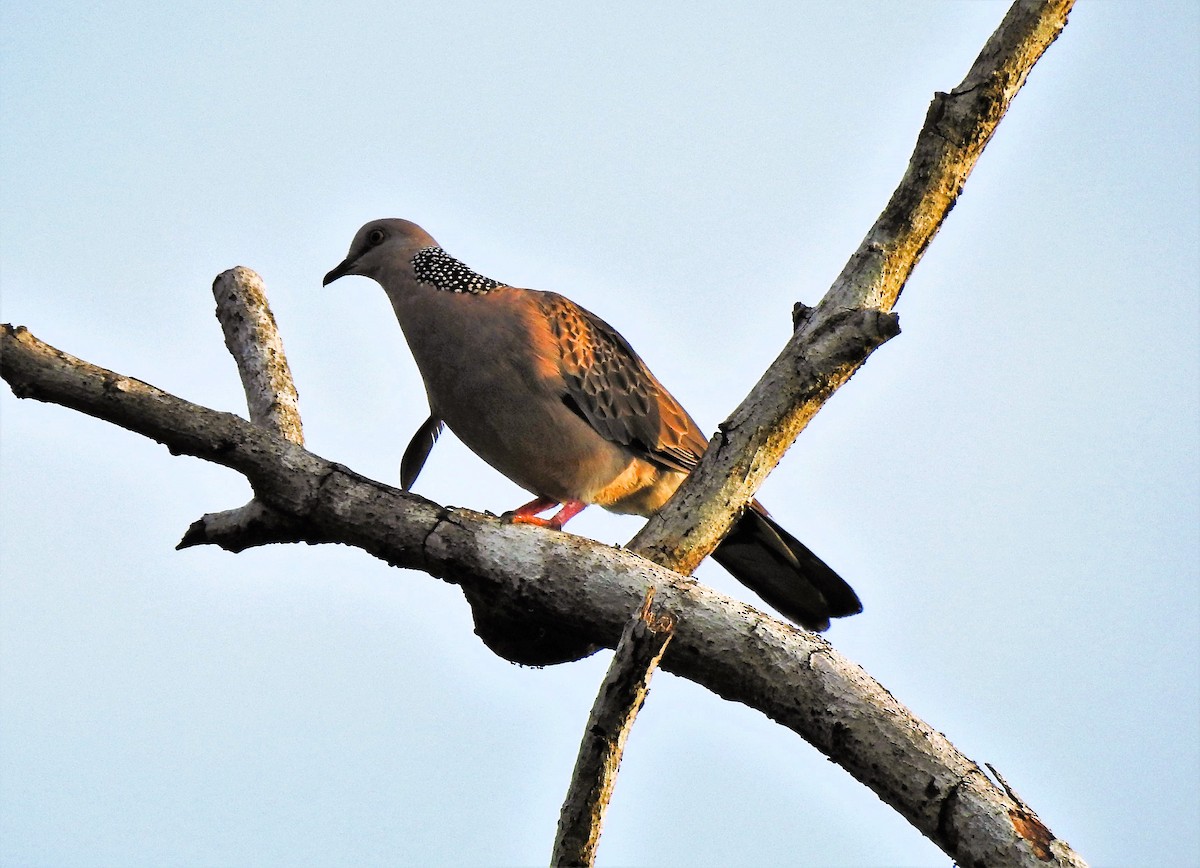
[544,499,588,529]
[503,497,588,530]
[503,496,560,522]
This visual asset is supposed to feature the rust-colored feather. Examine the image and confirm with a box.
[538,292,708,472]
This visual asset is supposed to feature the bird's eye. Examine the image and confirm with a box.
[366,228,386,246]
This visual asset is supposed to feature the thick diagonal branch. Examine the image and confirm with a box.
[0,324,1087,866]
[630,0,1076,573]
[547,2,1077,848]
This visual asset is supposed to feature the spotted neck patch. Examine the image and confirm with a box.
[411,247,505,294]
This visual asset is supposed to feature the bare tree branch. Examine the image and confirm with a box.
[213,266,304,444]
[584,4,1075,853]
[0,3,1087,864]
[179,267,306,550]
[630,0,1077,575]
[0,324,1088,866]
[552,590,675,868]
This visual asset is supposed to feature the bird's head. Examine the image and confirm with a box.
[323,218,440,287]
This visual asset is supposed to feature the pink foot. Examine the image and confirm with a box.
[503,497,588,530]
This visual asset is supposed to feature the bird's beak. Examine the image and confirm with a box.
[322,258,356,286]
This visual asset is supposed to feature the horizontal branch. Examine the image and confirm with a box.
[0,323,1086,866]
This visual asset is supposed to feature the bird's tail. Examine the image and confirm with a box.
[711,503,861,632]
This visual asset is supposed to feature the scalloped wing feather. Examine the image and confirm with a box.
[538,292,708,473]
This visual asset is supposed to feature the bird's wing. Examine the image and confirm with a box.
[537,292,708,473]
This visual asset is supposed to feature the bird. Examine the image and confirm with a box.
[324,219,861,631]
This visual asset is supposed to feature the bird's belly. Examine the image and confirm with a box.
[422,353,635,505]
[445,399,634,505]
[599,465,687,515]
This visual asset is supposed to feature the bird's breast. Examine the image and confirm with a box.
[391,288,652,507]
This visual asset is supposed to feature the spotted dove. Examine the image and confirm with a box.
[324,219,861,631]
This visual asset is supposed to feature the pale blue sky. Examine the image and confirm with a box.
[2,2,1197,865]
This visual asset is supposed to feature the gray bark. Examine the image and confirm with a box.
[552,591,675,868]
[0,2,1087,864]
[0,323,1086,866]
